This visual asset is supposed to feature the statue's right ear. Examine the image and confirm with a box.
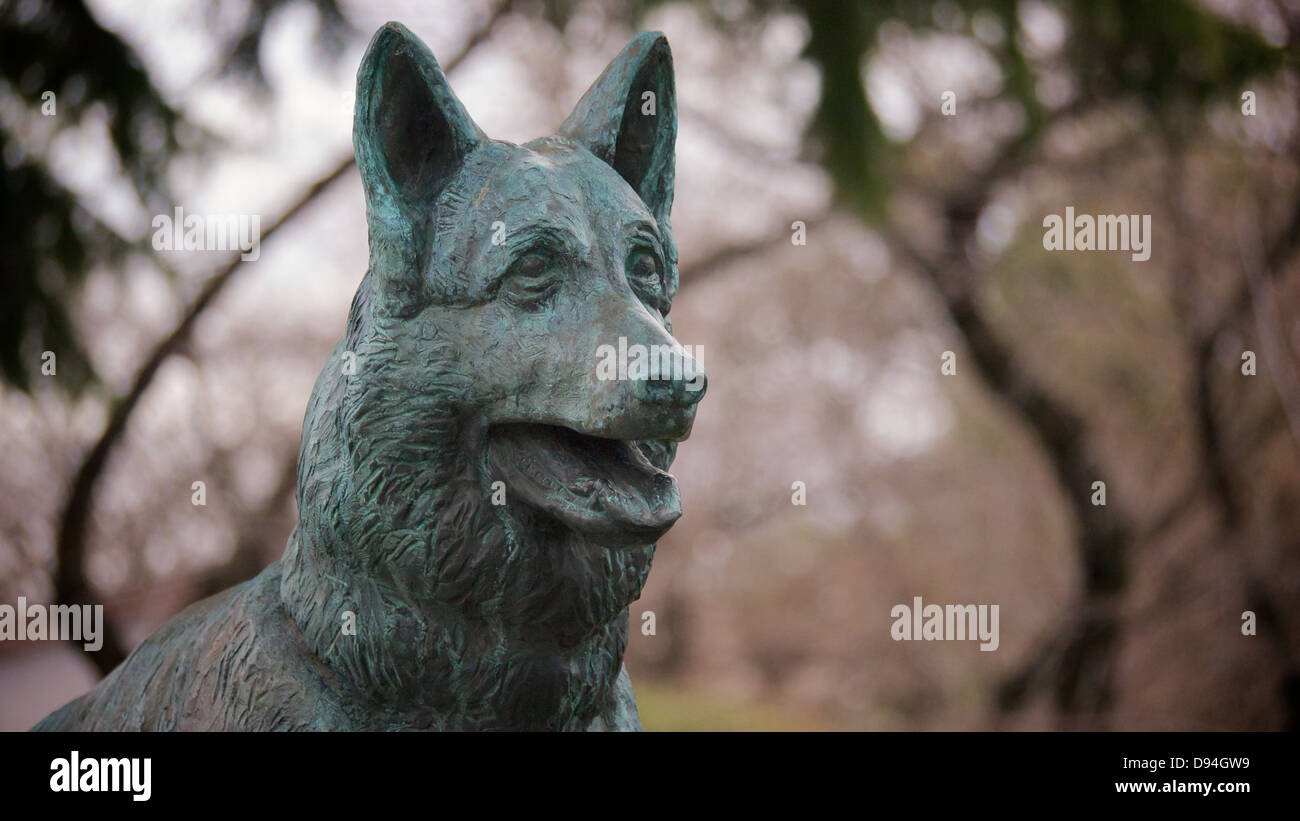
[354,22,484,220]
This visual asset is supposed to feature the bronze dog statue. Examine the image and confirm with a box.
[35,21,704,731]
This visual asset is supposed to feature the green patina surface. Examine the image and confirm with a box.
[35,22,703,731]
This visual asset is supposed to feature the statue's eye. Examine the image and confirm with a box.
[502,252,558,309]
[626,249,664,311]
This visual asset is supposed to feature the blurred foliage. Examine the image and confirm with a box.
[0,0,350,395]
[214,0,351,90]
[1,0,179,393]
[790,0,1286,218]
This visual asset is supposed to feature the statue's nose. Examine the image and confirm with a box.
[641,356,706,407]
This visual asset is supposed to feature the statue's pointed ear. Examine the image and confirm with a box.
[560,32,677,235]
[354,22,484,219]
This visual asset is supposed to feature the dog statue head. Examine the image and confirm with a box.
[281,23,705,728]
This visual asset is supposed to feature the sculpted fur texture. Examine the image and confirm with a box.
[34,22,704,731]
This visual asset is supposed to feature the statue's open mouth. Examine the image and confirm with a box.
[487,423,681,547]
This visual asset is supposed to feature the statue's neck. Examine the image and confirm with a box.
[281,372,645,728]
[278,525,631,730]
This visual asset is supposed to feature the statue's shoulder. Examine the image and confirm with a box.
[33,564,353,731]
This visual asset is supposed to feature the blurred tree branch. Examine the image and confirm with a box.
[881,217,1132,723]
[790,0,1292,728]
[848,95,1130,722]
[680,215,833,288]
[1160,137,1300,728]
[0,0,357,394]
[1237,188,1300,453]
[679,86,1136,719]
[55,159,354,674]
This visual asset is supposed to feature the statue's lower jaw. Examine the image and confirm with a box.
[487,422,681,548]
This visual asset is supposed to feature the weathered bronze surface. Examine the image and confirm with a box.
[34,22,703,731]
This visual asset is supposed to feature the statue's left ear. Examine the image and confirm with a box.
[560,32,678,301]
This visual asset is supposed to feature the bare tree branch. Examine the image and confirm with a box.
[871,100,1138,723]
[680,215,833,288]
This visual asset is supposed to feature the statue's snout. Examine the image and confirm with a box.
[589,296,705,442]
